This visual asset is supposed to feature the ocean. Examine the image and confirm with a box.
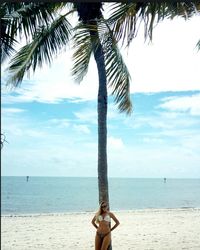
[1,177,200,215]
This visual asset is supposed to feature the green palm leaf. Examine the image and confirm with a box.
[1,2,70,62]
[98,20,132,114]
[72,19,132,114]
[7,14,72,86]
[107,2,171,45]
[71,23,94,83]
[1,30,17,63]
[107,3,138,46]
[2,2,66,39]
[108,2,200,46]
[197,40,200,50]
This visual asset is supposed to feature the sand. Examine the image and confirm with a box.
[1,208,200,250]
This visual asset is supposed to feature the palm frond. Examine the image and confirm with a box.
[1,2,70,63]
[2,2,64,40]
[1,2,70,49]
[1,17,18,63]
[107,2,200,46]
[7,14,72,86]
[1,4,18,62]
[1,33,17,63]
[98,20,132,114]
[71,23,96,83]
[165,2,200,19]
[196,39,200,50]
[107,3,138,46]
[72,19,132,114]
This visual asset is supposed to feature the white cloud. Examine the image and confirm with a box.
[142,137,163,144]
[1,108,26,114]
[158,128,199,139]
[159,93,200,115]
[48,118,70,128]
[1,133,98,177]
[25,129,47,138]
[2,121,47,138]
[123,104,200,144]
[73,124,90,134]
[126,16,200,93]
[2,111,48,138]
[73,103,126,127]
[108,136,124,150]
[107,141,200,178]
[2,96,200,177]
[74,108,97,124]
[125,115,175,130]
[2,50,99,104]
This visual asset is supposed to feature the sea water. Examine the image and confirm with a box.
[1,177,200,215]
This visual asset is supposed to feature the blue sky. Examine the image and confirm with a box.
[1,15,200,178]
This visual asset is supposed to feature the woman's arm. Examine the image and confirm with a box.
[91,215,98,229]
[109,212,120,231]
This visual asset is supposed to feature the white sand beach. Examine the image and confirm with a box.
[2,208,200,250]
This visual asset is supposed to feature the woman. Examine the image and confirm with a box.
[91,201,120,250]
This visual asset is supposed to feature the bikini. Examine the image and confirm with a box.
[97,231,110,239]
[97,214,111,239]
[98,214,111,223]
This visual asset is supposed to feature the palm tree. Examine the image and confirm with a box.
[1,2,199,249]
[2,0,199,207]
[1,2,132,210]
[2,0,200,198]
[73,3,132,206]
[75,3,110,205]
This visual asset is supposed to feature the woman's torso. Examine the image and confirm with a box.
[97,212,111,234]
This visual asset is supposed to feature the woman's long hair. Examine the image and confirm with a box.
[95,201,107,224]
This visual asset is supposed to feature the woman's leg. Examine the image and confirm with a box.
[95,233,102,250]
[101,233,111,250]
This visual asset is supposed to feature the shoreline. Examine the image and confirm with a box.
[2,207,200,217]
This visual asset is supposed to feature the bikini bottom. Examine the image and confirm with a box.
[97,231,110,240]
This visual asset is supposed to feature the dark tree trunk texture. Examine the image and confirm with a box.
[90,25,112,250]
[96,41,109,206]
[89,27,110,208]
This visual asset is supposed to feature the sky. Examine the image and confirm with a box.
[1,13,200,178]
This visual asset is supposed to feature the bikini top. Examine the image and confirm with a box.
[98,214,111,223]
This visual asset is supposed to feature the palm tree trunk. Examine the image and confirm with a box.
[90,27,110,207]
[90,24,112,250]
[89,18,112,249]
[96,43,109,206]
